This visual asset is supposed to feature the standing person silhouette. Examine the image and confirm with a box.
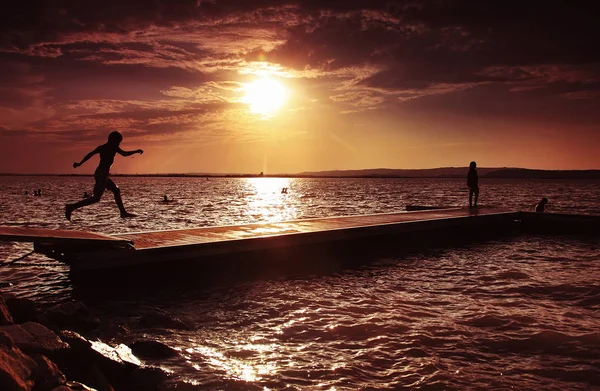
[467,161,479,208]
[65,131,143,221]
[535,197,548,212]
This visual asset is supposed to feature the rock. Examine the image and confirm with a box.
[30,354,66,391]
[84,366,115,391]
[130,340,178,359]
[0,296,14,325]
[38,302,100,333]
[52,331,140,391]
[129,366,167,391]
[57,331,91,353]
[0,330,37,391]
[60,381,99,390]
[137,308,192,330]
[96,324,129,341]
[3,296,37,324]
[0,322,68,356]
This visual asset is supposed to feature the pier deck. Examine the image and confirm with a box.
[117,207,513,250]
[1,207,520,272]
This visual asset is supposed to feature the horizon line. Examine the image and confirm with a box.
[2,166,600,178]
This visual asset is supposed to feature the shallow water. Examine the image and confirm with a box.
[1,176,599,390]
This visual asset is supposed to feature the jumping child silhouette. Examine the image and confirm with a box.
[65,131,143,221]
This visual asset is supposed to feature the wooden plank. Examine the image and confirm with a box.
[116,207,514,250]
[46,207,518,272]
[0,226,131,246]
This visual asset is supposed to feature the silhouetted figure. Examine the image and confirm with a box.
[65,131,143,221]
[536,197,548,213]
[159,195,176,204]
[37,189,42,196]
[467,161,479,208]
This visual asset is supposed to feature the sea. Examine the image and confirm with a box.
[1,176,599,390]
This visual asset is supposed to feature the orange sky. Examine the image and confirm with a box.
[1,1,599,174]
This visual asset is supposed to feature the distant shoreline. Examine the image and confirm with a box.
[1,167,600,180]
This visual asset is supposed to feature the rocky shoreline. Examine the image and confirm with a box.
[1,291,193,391]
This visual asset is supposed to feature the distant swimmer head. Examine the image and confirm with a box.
[108,131,123,145]
[163,195,168,201]
[469,161,477,169]
[541,197,548,204]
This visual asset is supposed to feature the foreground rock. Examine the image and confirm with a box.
[0,293,169,391]
[56,331,167,391]
[30,354,67,391]
[130,340,178,359]
[2,295,37,324]
[0,296,14,325]
[0,331,37,391]
[38,302,100,334]
[0,322,68,356]
[52,381,98,390]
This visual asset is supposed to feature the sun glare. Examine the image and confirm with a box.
[243,77,288,116]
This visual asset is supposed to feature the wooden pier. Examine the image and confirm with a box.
[0,207,522,274]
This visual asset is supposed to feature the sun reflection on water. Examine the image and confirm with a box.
[244,177,298,223]
[187,342,278,383]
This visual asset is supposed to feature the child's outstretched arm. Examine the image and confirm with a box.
[117,148,144,157]
[73,147,99,168]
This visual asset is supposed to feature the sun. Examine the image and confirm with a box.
[242,77,288,116]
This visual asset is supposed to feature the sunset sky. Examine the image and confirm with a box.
[1,0,599,174]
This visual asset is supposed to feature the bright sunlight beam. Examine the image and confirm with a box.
[242,77,288,116]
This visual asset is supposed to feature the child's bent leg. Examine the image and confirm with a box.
[106,179,135,218]
[65,183,103,220]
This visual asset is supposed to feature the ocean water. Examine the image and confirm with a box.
[1,176,599,390]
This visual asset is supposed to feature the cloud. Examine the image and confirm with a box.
[1,0,600,173]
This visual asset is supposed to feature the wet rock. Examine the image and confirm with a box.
[3,296,37,324]
[137,308,192,330]
[130,366,168,391]
[84,365,115,391]
[0,330,37,391]
[130,340,178,359]
[30,354,66,391]
[53,331,140,391]
[38,302,100,333]
[57,331,91,353]
[57,381,99,390]
[0,296,14,325]
[96,324,129,341]
[0,322,68,356]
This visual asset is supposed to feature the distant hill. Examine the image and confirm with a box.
[483,168,600,179]
[297,167,497,177]
[1,168,599,178]
[297,167,600,179]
